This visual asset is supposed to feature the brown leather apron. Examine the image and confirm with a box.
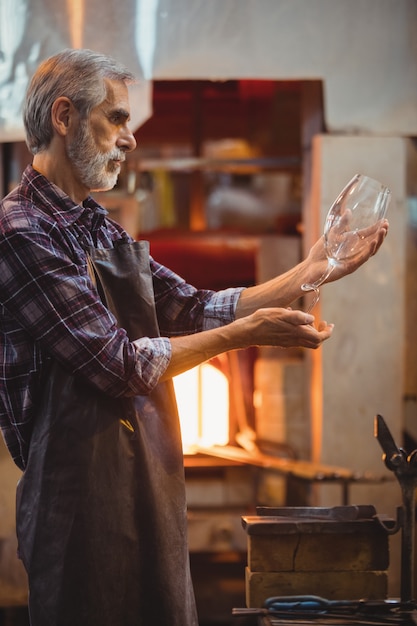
[16,241,198,626]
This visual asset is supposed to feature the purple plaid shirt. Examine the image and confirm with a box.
[0,166,242,470]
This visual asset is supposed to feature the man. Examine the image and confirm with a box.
[0,49,388,626]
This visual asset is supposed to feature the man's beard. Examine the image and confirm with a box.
[67,120,125,192]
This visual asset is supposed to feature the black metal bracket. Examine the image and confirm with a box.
[375,414,417,603]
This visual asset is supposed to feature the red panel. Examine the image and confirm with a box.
[148,233,257,290]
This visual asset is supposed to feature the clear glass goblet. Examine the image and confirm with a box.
[301,173,391,312]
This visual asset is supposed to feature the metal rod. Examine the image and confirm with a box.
[400,482,415,602]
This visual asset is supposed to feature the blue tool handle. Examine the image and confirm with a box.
[265,595,329,610]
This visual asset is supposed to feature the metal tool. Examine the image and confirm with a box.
[374,414,417,603]
[233,596,416,625]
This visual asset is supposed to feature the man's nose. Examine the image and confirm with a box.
[118,126,137,152]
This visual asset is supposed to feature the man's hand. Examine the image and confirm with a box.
[305,218,389,285]
[165,307,334,380]
[242,307,334,349]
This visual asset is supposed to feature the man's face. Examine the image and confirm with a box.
[67,79,136,192]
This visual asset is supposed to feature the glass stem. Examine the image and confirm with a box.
[305,287,320,314]
[301,262,335,293]
[301,263,336,313]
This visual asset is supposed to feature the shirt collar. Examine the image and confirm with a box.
[24,165,108,232]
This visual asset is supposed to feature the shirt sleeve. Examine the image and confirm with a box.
[150,257,245,335]
[132,336,172,389]
[199,287,245,330]
[0,222,170,397]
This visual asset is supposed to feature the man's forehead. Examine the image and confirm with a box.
[101,78,131,110]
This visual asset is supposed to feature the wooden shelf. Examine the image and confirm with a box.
[137,155,301,174]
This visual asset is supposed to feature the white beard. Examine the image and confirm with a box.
[67,120,125,192]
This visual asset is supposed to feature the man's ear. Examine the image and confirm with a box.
[51,97,75,137]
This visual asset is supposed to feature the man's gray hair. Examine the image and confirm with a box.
[23,48,136,155]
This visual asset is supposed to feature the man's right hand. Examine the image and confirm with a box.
[237,306,334,350]
[164,307,334,381]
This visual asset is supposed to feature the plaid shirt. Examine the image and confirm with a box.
[0,166,242,470]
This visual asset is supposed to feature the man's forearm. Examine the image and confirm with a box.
[235,258,309,319]
[161,305,333,381]
[161,319,247,380]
